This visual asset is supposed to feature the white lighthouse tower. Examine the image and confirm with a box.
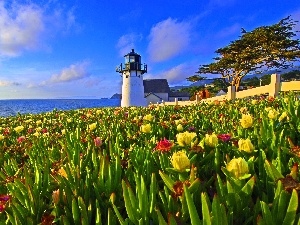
[116,49,147,107]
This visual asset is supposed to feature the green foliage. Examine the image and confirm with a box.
[1,93,300,224]
[192,16,300,90]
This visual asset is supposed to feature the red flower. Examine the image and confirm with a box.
[17,136,26,143]
[41,128,48,134]
[94,137,102,147]
[0,194,10,213]
[154,138,173,152]
[0,195,10,202]
[41,213,55,225]
[0,204,5,213]
[217,134,231,142]
[3,128,9,136]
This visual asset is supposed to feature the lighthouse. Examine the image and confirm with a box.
[116,49,147,107]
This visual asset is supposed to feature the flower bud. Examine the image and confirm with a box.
[52,189,60,204]
[204,133,218,147]
[143,114,154,121]
[238,138,255,153]
[176,131,197,147]
[171,151,190,172]
[240,114,253,128]
[226,157,249,179]
[268,109,279,120]
[177,124,184,132]
[140,124,151,133]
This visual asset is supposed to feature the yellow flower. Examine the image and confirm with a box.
[265,107,272,112]
[174,120,181,126]
[58,167,67,178]
[240,114,253,128]
[14,125,24,133]
[284,97,289,104]
[177,124,184,132]
[141,124,151,133]
[238,138,255,153]
[25,119,32,123]
[176,131,197,147]
[67,118,72,123]
[0,135,5,141]
[143,114,154,121]
[171,151,190,172]
[278,111,288,122]
[36,127,42,132]
[36,120,43,125]
[204,133,218,147]
[268,109,279,120]
[240,107,248,113]
[251,100,258,105]
[89,122,97,131]
[226,157,249,179]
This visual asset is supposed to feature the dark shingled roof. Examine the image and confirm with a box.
[168,92,190,97]
[143,79,170,93]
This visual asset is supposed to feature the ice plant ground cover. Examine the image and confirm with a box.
[0,92,300,225]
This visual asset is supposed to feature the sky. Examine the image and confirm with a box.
[0,0,299,99]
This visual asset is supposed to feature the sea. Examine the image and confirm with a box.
[0,99,121,118]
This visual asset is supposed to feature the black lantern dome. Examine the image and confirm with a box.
[116,49,147,75]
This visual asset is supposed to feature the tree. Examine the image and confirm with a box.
[186,75,206,82]
[193,16,300,91]
[282,70,300,81]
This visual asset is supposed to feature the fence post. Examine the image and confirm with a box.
[175,98,178,106]
[196,95,199,103]
[269,73,281,97]
[227,86,236,100]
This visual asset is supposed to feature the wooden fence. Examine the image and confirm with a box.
[160,74,300,106]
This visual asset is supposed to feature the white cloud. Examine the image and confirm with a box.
[145,62,198,85]
[0,1,77,57]
[147,18,192,62]
[0,2,44,57]
[116,33,143,56]
[0,80,21,87]
[49,62,90,83]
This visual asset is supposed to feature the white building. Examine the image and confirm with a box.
[143,79,190,105]
[116,50,190,106]
[116,49,147,107]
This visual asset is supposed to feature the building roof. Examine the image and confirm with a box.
[143,79,170,93]
[168,91,190,97]
[144,92,163,100]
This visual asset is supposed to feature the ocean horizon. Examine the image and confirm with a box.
[0,98,121,117]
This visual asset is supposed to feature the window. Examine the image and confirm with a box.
[130,56,135,62]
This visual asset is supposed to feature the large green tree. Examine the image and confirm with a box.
[194,16,300,90]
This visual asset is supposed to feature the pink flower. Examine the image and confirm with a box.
[17,136,26,143]
[41,128,48,134]
[27,128,34,134]
[217,134,231,142]
[94,137,102,147]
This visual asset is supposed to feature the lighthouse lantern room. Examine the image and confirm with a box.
[116,49,147,107]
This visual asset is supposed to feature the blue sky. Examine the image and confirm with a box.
[0,0,299,99]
